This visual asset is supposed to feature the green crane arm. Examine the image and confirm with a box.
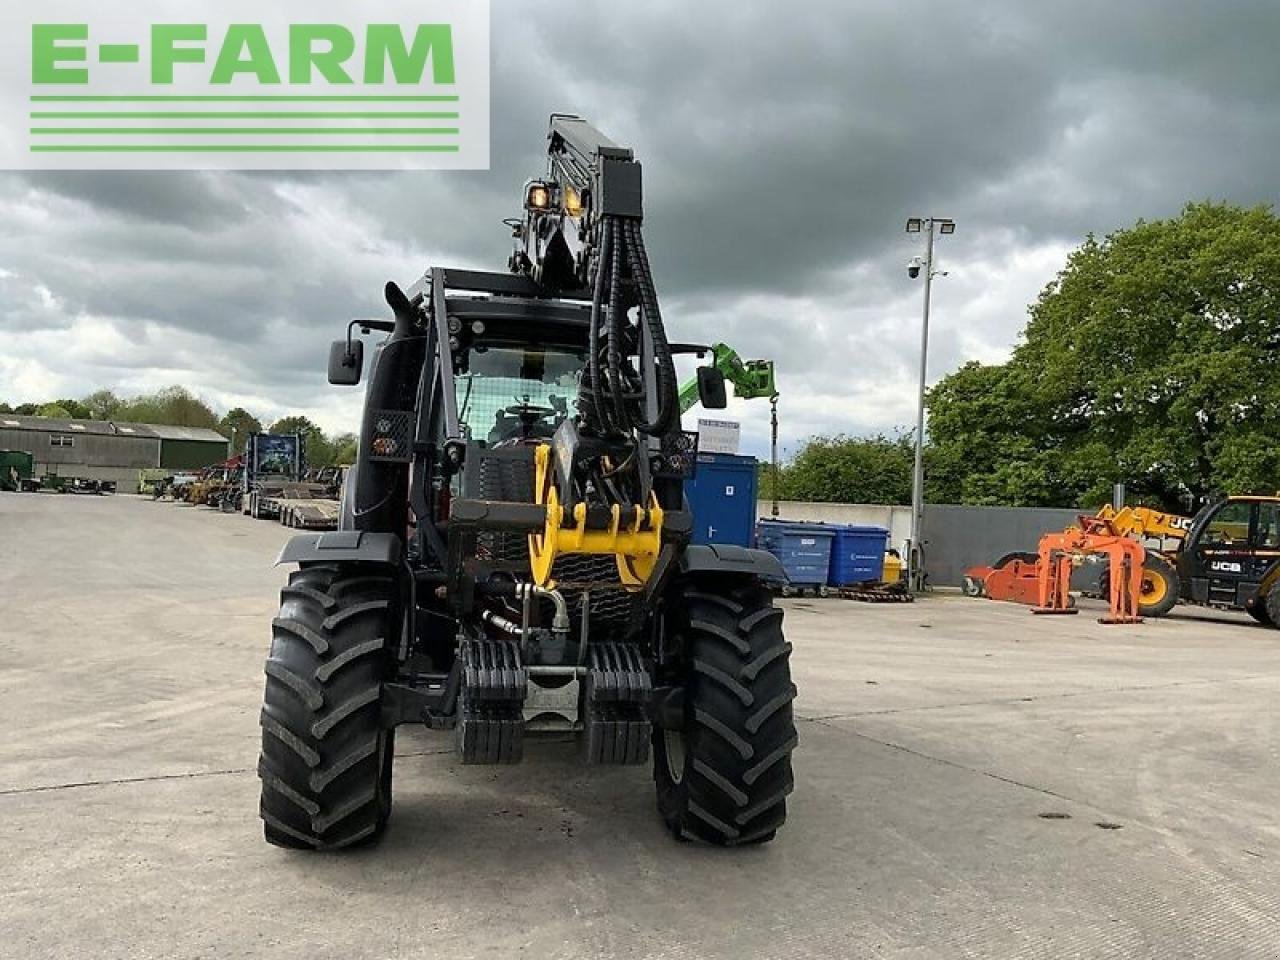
[678,342,778,414]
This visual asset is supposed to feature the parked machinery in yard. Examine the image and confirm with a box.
[676,342,776,414]
[183,457,241,507]
[19,468,74,494]
[256,115,797,851]
[274,470,344,530]
[278,494,340,530]
[152,471,200,500]
[238,432,305,518]
[965,497,1280,626]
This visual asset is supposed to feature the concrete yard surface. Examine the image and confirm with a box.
[2,493,1279,959]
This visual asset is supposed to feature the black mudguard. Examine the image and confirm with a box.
[276,530,403,567]
[678,543,785,582]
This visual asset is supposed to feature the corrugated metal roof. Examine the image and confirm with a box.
[0,415,226,442]
[116,422,228,443]
[0,415,117,436]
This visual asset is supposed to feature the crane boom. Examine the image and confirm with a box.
[677,343,777,414]
[510,114,678,443]
[1084,505,1194,542]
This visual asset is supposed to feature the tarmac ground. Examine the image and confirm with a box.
[2,493,1278,959]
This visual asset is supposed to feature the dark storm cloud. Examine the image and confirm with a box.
[2,0,1278,444]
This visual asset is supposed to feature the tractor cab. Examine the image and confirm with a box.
[455,341,582,446]
[1178,496,1280,610]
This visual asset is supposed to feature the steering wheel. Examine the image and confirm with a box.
[503,401,558,424]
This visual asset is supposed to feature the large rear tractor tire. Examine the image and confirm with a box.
[257,563,399,850]
[654,580,797,846]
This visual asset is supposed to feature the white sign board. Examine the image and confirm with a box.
[697,418,740,456]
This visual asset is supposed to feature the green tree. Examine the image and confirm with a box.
[779,433,915,504]
[330,432,358,465]
[54,398,92,420]
[81,389,122,420]
[117,386,220,429]
[927,202,1280,511]
[219,407,264,450]
[35,402,73,419]
[269,415,335,466]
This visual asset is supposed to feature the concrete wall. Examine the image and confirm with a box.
[920,504,1084,588]
[752,504,916,547]
[756,500,1084,587]
[759,501,913,554]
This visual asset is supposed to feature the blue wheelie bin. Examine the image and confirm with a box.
[756,519,836,595]
[827,525,889,587]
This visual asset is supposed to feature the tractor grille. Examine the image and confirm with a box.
[461,443,640,640]
[470,445,536,570]
[553,553,638,641]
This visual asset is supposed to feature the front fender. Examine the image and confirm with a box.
[276,530,403,567]
[678,543,785,582]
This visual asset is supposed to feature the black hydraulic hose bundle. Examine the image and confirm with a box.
[578,215,679,440]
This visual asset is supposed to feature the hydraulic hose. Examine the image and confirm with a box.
[622,219,678,436]
[578,215,678,439]
[584,219,614,433]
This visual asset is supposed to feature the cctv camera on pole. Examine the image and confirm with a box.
[903,216,955,592]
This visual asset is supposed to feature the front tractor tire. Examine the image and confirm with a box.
[654,581,798,846]
[257,563,398,850]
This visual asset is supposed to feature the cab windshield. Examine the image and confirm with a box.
[456,344,586,444]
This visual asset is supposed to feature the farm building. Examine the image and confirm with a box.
[0,415,228,493]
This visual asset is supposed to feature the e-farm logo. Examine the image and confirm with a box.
[1,1,489,170]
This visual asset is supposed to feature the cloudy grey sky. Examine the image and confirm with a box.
[2,1,1278,458]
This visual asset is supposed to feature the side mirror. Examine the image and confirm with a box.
[328,338,364,386]
[697,366,728,409]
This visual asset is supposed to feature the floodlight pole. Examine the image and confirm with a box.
[905,217,951,593]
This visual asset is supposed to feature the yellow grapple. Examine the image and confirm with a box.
[527,444,663,589]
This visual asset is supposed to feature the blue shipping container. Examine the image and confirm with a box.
[756,520,836,587]
[685,453,758,546]
[828,525,889,586]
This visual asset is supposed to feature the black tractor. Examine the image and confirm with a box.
[257,116,797,850]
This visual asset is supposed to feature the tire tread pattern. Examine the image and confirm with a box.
[257,563,395,850]
[656,581,797,846]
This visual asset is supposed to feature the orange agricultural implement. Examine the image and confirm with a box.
[963,505,1184,622]
[1030,522,1146,624]
[964,555,1041,605]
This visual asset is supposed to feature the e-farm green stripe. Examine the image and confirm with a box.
[30,144,461,153]
[30,95,459,102]
[31,112,459,119]
[32,128,460,136]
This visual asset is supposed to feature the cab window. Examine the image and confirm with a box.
[1255,503,1280,549]
[1201,501,1253,547]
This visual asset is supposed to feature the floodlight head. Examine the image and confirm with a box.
[938,220,956,235]
[905,217,923,233]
